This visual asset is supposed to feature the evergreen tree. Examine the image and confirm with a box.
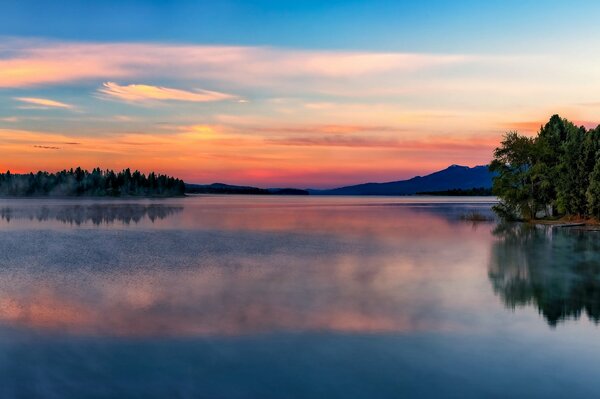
[490,131,537,220]
[556,125,586,216]
[587,157,600,218]
[0,168,185,197]
[492,115,600,221]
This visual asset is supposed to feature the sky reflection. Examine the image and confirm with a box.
[0,197,496,337]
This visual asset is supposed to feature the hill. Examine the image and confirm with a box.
[185,183,308,195]
[310,165,493,195]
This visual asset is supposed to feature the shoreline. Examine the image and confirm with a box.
[529,217,600,227]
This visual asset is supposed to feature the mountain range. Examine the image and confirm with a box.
[185,183,309,195]
[309,165,493,195]
[185,165,494,196]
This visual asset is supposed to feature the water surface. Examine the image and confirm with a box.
[0,196,598,398]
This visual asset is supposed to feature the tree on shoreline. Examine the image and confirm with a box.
[491,115,600,220]
[0,168,185,197]
[489,131,537,220]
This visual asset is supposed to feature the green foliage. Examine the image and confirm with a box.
[492,115,600,220]
[490,131,537,220]
[586,158,600,218]
[556,125,586,215]
[0,167,185,197]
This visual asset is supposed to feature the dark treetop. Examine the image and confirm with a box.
[0,167,186,197]
[491,114,600,221]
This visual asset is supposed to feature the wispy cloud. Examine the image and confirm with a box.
[15,97,73,109]
[0,38,552,187]
[254,124,398,134]
[98,82,237,103]
[33,145,60,150]
[266,135,398,148]
[0,126,494,187]
[266,134,499,151]
[0,39,473,88]
[500,119,599,134]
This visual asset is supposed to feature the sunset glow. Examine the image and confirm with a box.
[2,2,600,187]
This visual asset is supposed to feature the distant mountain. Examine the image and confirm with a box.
[267,188,309,195]
[185,165,494,196]
[186,183,269,195]
[185,183,308,195]
[309,165,494,195]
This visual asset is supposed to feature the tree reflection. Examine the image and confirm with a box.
[0,204,182,225]
[489,223,600,326]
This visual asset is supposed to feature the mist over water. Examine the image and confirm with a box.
[0,196,599,398]
[0,202,182,226]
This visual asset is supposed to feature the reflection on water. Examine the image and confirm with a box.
[0,198,495,337]
[489,223,600,327]
[0,203,182,225]
[1,197,600,398]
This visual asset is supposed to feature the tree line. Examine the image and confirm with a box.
[417,187,492,196]
[0,167,185,197]
[491,114,600,220]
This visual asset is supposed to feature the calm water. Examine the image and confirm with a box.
[0,196,599,398]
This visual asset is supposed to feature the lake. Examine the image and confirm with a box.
[0,195,599,398]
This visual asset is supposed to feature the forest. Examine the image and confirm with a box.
[491,114,600,221]
[0,167,186,197]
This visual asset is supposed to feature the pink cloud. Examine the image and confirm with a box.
[0,39,471,88]
[266,134,499,151]
[15,97,73,109]
[98,82,237,103]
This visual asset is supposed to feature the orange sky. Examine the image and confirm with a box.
[1,39,599,187]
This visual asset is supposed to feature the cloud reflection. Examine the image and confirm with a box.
[0,198,494,337]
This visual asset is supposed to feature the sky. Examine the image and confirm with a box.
[1,0,600,188]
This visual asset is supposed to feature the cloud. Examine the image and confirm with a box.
[254,124,397,134]
[0,41,133,88]
[14,97,73,109]
[98,82,236,103]
[33,145,60,150]
[0,126,495,188]
[266,135,398,148]
[0,39,472,88]
[266,134,500,151]
[500,119,600,134]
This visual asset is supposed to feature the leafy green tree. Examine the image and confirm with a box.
[490,131,537,220]
[587,157,600,218]
[556,125,586,216]
[492,115,600,221]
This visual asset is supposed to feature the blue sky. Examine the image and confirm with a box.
[1,0,597,51]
